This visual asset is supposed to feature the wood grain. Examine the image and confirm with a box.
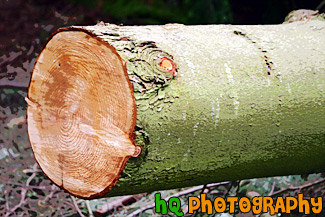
[27,30,140,199]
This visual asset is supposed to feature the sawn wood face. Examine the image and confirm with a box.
[27,29,140,199]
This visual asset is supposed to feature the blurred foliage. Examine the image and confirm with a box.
[66,0,324,25]
[68,0,233,24]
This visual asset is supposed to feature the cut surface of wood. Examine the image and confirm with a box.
[27,29,141,199]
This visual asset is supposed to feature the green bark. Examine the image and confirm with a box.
[65,21,325,196]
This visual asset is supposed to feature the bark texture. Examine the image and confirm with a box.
[29,20,325,198]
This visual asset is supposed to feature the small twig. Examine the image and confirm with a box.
[200,184,207,195]
[5,171,36,216]
[0,180,49,190]
[268,178,276,196]
[26,173,36,186]
[193,184,207,217]
[86,200,94,217]
[95,194,145,214]
[235,180,240,196]
[127,181,230,217]
[224,180,236,198]
[71,196,85,217]
[42,184,58,203]
[232,180,241,217]
[22,168,41,173]
[0,80,29,90]
[5,187,28,217]
[270,178,325,197]
[0,51,22,66]
[209,190,223,195]
[316,0,325,10]
[5,192,9,212]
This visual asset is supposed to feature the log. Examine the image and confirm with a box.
[26,20,325,199]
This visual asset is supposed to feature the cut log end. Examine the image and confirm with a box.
[27,28,140,199]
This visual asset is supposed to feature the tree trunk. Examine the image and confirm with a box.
[27,20,325,198]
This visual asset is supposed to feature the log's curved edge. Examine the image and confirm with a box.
[26,27,140,199]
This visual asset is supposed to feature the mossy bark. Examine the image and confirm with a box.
[61,21,325,196]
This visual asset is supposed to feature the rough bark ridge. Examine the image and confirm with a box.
[29,20,325,198]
